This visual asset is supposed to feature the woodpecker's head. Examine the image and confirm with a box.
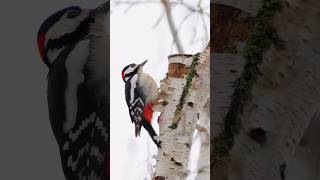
[122,60,148,82]
[37,2,109,68]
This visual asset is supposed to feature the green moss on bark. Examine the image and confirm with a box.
[169,53,201,129]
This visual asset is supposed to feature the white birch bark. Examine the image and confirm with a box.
[212,53,246,137]
[195,99,210,180]
[212,0,320,179]
[153,46,210,179]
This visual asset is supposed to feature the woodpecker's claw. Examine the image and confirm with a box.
[157,141,162,149]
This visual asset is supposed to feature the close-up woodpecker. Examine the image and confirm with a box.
[37,2,109,180]
[122,60,161,148]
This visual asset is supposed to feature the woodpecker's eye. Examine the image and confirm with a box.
[67,10,81,19]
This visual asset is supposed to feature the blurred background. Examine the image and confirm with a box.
[110,0,209,179]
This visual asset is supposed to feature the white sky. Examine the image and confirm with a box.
[110,1,209,179]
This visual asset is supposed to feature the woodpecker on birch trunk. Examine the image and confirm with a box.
[122,60,161,148]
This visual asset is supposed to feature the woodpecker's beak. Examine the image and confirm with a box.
[91,1,110,16]
[139,60,148,67]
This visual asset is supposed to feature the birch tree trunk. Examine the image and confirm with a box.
[212,0,320,179]
[154,45,210,179]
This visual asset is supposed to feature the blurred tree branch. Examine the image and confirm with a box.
[161,0,184,53]
[112,0,209,53]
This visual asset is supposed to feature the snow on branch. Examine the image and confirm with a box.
[153,45,209,179]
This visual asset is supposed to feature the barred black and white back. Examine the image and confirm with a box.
[125,74,145,136]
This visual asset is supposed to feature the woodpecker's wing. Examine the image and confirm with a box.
[124,74,161,148]
[124,76,146,137]
[47,69,109,180]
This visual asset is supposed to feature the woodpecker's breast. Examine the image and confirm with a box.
[139,73,158,104]
[87,36,109,81]
[86,36,109,100]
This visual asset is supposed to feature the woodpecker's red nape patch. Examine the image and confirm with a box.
[121,70,125,81]
[37,33,46,60]
[143,103,153,123]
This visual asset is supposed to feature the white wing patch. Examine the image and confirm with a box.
[47,47,65,63]
[64,40,90,133]
[129,74,138,104]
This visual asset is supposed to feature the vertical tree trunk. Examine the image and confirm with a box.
[154,46,209,179]
[212,0,320,179]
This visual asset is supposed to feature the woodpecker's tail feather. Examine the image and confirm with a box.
[135,124,142,137]
[141,120,161,148]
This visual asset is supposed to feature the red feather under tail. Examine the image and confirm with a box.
[143,103,153,123]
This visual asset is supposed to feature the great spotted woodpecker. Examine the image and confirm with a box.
[122,60,161,148]
[37,2,109,179]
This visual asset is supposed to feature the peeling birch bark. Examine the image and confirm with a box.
[195,99,210,180]
[154,46,210,180]
[212,0,320,180]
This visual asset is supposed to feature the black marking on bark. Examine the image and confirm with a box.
[229,69,238,74]
[162,101,169,106]
[280,163,287,180]
[171,158,183,166]
[154,176,166,180]
[249,128,267,144]
[187,102,194,107]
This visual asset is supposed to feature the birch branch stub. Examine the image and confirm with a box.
[154,46,210,179]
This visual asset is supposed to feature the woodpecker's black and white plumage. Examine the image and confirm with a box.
[122,60,161,148]
[37,2,109,180]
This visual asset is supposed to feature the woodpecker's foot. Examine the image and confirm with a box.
[156,140,162,149]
